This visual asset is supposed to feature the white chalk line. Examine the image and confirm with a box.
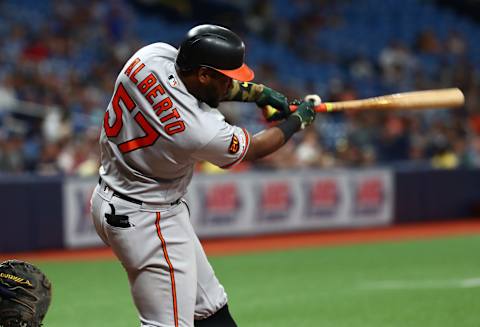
[358,277,480,290]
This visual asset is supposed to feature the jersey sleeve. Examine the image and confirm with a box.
[192,120,250,169]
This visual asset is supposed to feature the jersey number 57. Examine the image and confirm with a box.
[103,83,159,153]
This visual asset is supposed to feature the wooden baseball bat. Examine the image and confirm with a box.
[289,88,464,112]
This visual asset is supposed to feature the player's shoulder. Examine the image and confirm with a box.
[185,107,233,145]
[135,42,178,61]
[119,42,177,82]
[168,102,230,151]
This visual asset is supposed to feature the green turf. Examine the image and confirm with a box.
[36,235,480,327]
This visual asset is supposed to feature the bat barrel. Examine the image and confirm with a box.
[311,88,465,112]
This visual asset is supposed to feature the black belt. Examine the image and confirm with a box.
[98,177,181,206]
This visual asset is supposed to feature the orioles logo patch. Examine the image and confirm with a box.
[229,134,240,154]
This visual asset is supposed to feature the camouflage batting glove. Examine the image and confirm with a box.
[255,86,290,121]
[290,100,316,129]
[223,81,290,122]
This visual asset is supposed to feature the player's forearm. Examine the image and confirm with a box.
[243,116,301,161]
[223,80,264,102]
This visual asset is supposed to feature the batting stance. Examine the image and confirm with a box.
[90,24,316,327]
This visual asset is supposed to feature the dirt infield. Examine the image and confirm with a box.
[1,219,480,262]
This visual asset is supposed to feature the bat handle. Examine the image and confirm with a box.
[289,103,332,113]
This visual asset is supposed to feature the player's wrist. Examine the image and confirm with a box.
[276,114,302,143]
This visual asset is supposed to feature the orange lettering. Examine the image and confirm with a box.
[138,73,157,94]
[124,58,141,77]
[165,121,185,135]
[160,108,180,123]
[130,63,145,84]
[146,84,166,104]
[153,97,173,115]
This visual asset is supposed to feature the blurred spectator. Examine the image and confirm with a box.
[57,130,99,176]
[377,115,410,163]
[294,128,322,168]
[414,29,443,54]
[36,142,62,176]
[406,115,428,163]
[431,143,459,169]
[0,78,17,110]
[470,136,480,167]
[0,134,25,173]
[42,107,68,143]
[245,2,278,42]
[445,30,467,57]
[379,40,416,88]
[349,54,375,80]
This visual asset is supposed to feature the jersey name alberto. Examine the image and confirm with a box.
[121,57,185,137]
[99,43,250,204]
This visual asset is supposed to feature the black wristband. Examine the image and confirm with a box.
[276,115,301,143]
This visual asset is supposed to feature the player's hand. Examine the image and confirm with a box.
[256,87,290,122]
[290,99,316,130]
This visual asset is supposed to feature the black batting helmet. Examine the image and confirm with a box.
[176,24,254,82]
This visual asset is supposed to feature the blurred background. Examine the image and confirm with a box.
[1,0,480,175]
[0,0,480,253]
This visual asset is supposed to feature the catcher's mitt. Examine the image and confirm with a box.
[0,260,52,327]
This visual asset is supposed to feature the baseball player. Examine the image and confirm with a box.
[90,24,316,327]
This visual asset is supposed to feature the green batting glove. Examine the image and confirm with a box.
[223,81,291,122]
[255,86,291,122]
[291,100,315,129]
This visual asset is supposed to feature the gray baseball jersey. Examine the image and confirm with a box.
[99,42,250,204]
[91,43,250,326]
